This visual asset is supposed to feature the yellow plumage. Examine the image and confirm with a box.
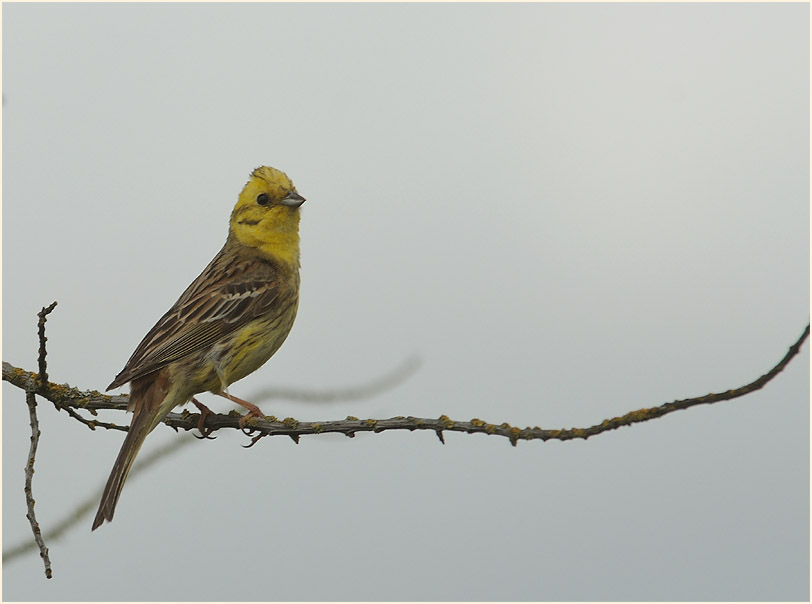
[92,166,305,530]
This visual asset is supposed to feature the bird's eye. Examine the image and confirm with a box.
[256,193,271,206]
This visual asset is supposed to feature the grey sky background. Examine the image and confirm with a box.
[2,3,809,601]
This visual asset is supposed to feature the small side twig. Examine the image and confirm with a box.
[9,299,128,433]
[58,405,129,432]
[36,301,57,392]
[24,391,52,579]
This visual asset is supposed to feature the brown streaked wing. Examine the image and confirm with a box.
[107,246,287,390]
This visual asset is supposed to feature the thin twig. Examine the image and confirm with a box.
[24,391,52,579]
[59,405,129,432]
[37,301,124,432]
[36,301,57,391]
[21,302,59,579]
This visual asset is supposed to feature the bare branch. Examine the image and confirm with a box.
[3,309,807,566]
[23,391,52,579]
[4,324,808,446]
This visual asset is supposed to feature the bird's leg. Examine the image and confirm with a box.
[191,398,217,439]
[216,390,264,428]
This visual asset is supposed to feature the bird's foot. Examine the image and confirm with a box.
[191,398,217,439]
[215,391,265,428]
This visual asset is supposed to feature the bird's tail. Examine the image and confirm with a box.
[91,407,155,530]
[92,373,175,530]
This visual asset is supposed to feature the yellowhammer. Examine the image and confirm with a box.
[92,166,305,530]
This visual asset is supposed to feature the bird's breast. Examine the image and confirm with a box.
[207,294,300,390]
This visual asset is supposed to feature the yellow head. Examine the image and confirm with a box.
[230,166,305,265]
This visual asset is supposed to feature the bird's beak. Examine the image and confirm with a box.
[280,191,306,208]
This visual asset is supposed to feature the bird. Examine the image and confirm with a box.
[92,166,305,530]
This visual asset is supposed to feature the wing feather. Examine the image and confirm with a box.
[107,243,291,390]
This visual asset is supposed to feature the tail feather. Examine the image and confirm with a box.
[91,409,154,530]
[92,370,175,531]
